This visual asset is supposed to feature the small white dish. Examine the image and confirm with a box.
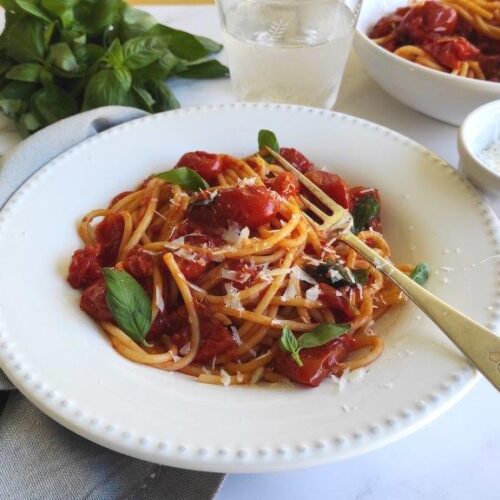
[458,100,500,204]
[354,0,500,126]
[0,103,498,473]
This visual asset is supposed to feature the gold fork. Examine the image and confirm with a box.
[267,148,500,391]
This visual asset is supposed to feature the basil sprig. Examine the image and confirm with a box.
[103,268,152,343]
[352,194,380,234]
[258,129,280,154]
[409,262,429,286]
[310,260,369,288]
[155,167,209,191]
[0,1,228,136]
[280,323,351,367]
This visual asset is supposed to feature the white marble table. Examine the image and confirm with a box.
[1,5,498,499]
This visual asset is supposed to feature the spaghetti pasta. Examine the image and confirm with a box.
[369,0,500,82]
[67,137,425,388]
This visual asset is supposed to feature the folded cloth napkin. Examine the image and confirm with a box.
[0,107,225,500]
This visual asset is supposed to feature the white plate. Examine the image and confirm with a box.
[355,0,500,126]
[0,103,498,473]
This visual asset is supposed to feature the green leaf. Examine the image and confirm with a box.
[41,0,78,16]
[0,81,37,117]
[15,0,51,22]
[74,0,122,35]
[258,129,280,154]
[311,260,368,288]
[155,167,209,191]
[133,50,179,82]
[144,80,179,112]
[103,268,152,343]
[19,110,43,134]
[113,66,131,91]
[132,84,155,111]
[123,35,167,70]
[31,85,77,125]
[196,35,223,54]
[48,43,78,72]
[0,58,13,76]
[5,17,46,62]
[279,326,302,367]
[409,263,429,286]
[82,69,128,110]
[297,323,351,350]
[179,60,229,79]
[352,194,380,234]
[119,5,157,41]
[6,63,44,82]
[106,38,124,68]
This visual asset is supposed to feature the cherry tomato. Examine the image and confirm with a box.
[305,170,350,209]
[368,7,411,39]
[174,254,209,281]
[176,151,223,182]
[268,171,300,198]
[275,337,350,386]
[478,54,500,81]
[212,186,280,230]
[397,1,458,44]
[80,278,113,322]
[95,213,124,266]
[123,249,155,278]
[422,36,479,70]
[67,245,102,289]
[223,260,260,291]
[279,147,313,173]
[318,283,357,322]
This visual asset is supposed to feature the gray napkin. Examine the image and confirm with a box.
[0,107,225,499]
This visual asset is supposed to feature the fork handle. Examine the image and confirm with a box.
[341,232,500,391]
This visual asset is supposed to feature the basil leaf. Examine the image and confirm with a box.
[132,84,155,111]
[48,43,78,72]
[0,81,36,118]
[409,262,429,286]
[311,260,368,288]
[18,111,43,137]
[6,63,45,82]
[118,5,157,41]
[113,66,132,91]
[351,269,369,285]
[42,0,78,17]
[196,35,223,54]
[279,326,302,367]
[258,129,279,154]
[178,60,229,79]
[5,17,46,63]
[144,80,180,112]
[106,39,125,68]
[15,0,52,23]
[123,35,166,70]
[297,323,351,350]
[103,268,152,343]
[31,85,77,125]
[82,69,128,110]
[155,167,209,191]
[352,194,380,234]
[74,0,122,35]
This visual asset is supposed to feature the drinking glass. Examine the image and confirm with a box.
[216,0,363,108]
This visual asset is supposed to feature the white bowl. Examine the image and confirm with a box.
[458,100,500,202]
[354,0,500,126]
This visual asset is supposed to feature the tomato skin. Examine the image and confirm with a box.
[95,213,124,266]
[213,186,280,230]
[478,54,500,81]
[123,249,155,278]
[175,255,209,281]
[223,260,260,291]
[279,148,314,173]
[368,7,411,39]
[275,338,350,386]
[176,151,223,182]
[319,283,357,322]
[397,1,458,44]
[268,171,300,198]
[305,170,350,209]
[68,245,102,289]
[422,36,479,70]
[80,278,113,322]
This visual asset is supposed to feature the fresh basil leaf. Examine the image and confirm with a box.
[311,260,368,288]
[113,66,131,91]
[118,5,157,41]
[148,24,211,61]
[0,1,19,11]
[0,58,13,77]
[123,35,166,70]
[297,323,351,350]
[18,110,43,136]
[258,129,280,155]
[279,326,302,367]
[15,0,52,23]
[31,85,77,125]
[73,43,104,66]
[196,35,223,54]
[178,60,229,79]
[144,80,180,112]
[351,269,369,285]
[6,63,44,82]
[133,50,179,81]
[5,17,46,63]
[82,69,128,110]
[74,0,122,35]
[155,167,209,191]
[42,0,78,16]
[0,81,36,117]
[48,43,78,72]
[352,194,380,234]
[103,268,152,343]
[132,84,155,111]
[409,262,429,286]
[106,39,124,68]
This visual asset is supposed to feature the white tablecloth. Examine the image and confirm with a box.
[1,5,498,500]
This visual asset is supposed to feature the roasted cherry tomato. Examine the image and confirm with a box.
[422,36,479,70]
[173,254,209,281]
[279,148,314,173]
[80,278,113,322]
[268,171,300,198]
[478,54,500,81]
[67,245,102,289]
[397,1,457,44]
[275,337,350,386]
[305,170,350,209]
[222,260,260,291]
[95,213,124,266]
[318,283,359,322]
[123,249,155,278]
[176,151,223,182]
[368,7,411,39]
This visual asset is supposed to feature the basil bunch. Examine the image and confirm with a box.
[0,0,229,136]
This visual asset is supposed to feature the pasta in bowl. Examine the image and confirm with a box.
[68,130,428,388]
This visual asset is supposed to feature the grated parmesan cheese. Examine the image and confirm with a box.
[209,189,218,200]
[239,176,257,186]
[291,266,318,285]
[164,236,185,249]
[306,284,321,301]
[174,248,204,264]
[187,281,207,295]
[220,368,231,387]
[230,326,242,345]
[154,285,165,312]
[224,283,243,311]
[281,279,298,301]
[179,342,191,356]
[222,222,241,244]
